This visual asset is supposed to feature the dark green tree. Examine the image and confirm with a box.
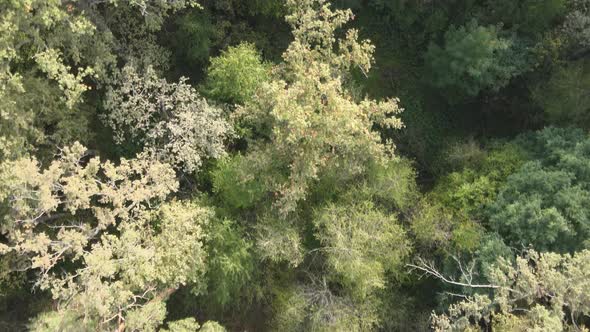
[488,128,590,252]
[425,20,523,101]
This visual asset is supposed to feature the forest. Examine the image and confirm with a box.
[1,0,590,331]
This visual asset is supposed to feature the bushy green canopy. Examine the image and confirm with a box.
[425,20,521,100]
[488,127,590,252]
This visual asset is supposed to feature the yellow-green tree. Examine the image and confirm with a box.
[233,0,403,219]
[0,143,219,330]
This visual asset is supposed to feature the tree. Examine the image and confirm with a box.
[0,74,95,162]
[271,281,381,332]
[430,141,526,220]
[427,250,590,331]
[205,2,412,329]
[0,1,97,108]
[169,8,217,74]
[0,143,217,330]
[113,0,202,29]
[0,0,100,161]
[201,218,255,311]
[0,0,198,105]
[561,8,590,56]
[532,59,590,127]
[425,20,522,100]
[103,65,232,172]
[313,201,410,299]
[412,141,525,259]
[487,127,590,252]
[482,0,566,35]
[233,0,403,218]
[0,0,201,162]
[203,43,270,104]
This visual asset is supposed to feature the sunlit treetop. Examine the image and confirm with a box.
[0,143,218,330]
[235,0,403,217]
[104,65,233,173]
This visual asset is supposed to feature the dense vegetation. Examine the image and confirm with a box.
[1,0,590,331]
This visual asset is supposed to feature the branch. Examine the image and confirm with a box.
[406,257,501,290]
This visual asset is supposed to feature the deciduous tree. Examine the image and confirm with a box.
[0,143,217,330]
[429,250,590,331]
[103,65,232,172]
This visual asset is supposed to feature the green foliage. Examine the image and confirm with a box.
[255,214,305,266]
[34,49,96,109]
[0,1,106,161]
[125,301,168,332]
[172,10,217,70]
[271,286,307,332]
[483,0,566,35]
[390,98,454,175]
[320,158,418,213]
[431,141,527,220]
[242,0,286,17]
[203,43,270,104]
[560,3,590,55]
[410,200,487,254]
[207,0,286,18]
[234,0,403,217]
[362,159,418,212]
[532,59,590,127]
[104,4,173,72]
[162,318,227,332]
[0,253,26,294]
[0,143,219,330]
[433,250,590,331]
[0,0,98,106]
[364,0,454,51]
[313,201,410,299]
[161,318,201,332]
[0,74,92,161]
[29,310,97,332]
[212,153,285,210]
[451,220,485,253]
[0,0,194,105]
[410,200,454,249]
[489,162,584,251]
[203,218,254,310]
[199,321,227,332]
[103,65,232,172]
[4,0,590,329]
[475,234,513,279]
[488,127,590,252]
[425,20,521,100]
[0,0,202,163]
[109,1,202,31]
[271,283,381,332]
[443,139,489,171]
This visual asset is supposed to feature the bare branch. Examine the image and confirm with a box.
[406,257,501,290]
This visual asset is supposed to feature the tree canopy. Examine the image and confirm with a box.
[2,0,590,330]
